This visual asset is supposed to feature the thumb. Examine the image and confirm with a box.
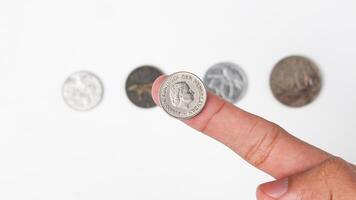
[256,157,356,200]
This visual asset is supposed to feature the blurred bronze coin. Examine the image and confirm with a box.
[126,66,163,108]
[270,56,322,107]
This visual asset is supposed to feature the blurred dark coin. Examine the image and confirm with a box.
[270,56,322,107]
[126,66,163,108]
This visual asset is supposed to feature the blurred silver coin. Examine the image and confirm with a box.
[159,71,207,119]
[62,71,104,111]
[204,62,248,103]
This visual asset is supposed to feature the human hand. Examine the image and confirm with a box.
[151,75,356,200]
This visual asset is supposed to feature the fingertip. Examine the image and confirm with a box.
[257,178,288,199]
[151,75,167,106]
[256,185,275,200]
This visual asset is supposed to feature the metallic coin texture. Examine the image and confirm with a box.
[270,56,322,107]
[62,71,104,111]
[126,66,163,108]
[204,62,248,104]
[159,72,207,119]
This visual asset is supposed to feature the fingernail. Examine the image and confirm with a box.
[259,178,288,198]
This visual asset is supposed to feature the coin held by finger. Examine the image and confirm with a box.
[159,71,207,119]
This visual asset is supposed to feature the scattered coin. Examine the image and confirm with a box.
[270,55,322,107]
[125,66,163,108]
[204,62,248,104]
[159,71,207,119]
[62,71,104,111]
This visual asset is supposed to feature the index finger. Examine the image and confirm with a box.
[152,75,331,178]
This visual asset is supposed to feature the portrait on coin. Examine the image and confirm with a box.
[169,82,195,109]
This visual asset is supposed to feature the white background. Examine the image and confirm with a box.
[0,0,356,199]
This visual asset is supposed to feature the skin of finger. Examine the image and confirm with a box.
[278,157,356,200]
[152,75,331,178]
[352,164,356,170]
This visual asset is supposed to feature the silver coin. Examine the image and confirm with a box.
[204,62,248,104]
[159,71,207,119]
[62,71,104,111]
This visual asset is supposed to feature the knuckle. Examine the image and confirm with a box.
[321,157,349,175]
[312,157,356,199]
[244,122,282,167]
[200,101,226,132]
[296,190,313,200]
[316,157,350,185]
[296,190,325,200]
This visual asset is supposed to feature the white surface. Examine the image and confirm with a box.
[1,0,356,199]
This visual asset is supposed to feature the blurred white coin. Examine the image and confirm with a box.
[62,71,104,111]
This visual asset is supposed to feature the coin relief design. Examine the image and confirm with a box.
[270,56,322,107]
[62,71,104,111]
[204,62,248,104]
[170,82,195,109]
[159,72,207,119]
[125,66,163,108]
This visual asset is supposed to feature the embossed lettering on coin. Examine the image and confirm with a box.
[159,72,207,119]
[126,66,163,108]
[62,71,104,111]
[204,62,248,104]
[270,56,322,107]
